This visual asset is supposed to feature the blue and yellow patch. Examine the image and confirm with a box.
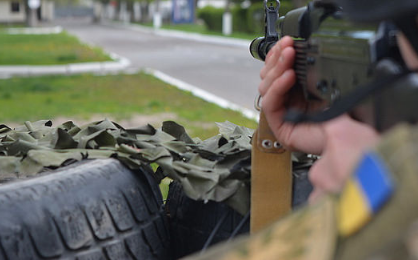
[338,152,395,237]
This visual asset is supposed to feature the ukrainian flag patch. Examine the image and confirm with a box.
[338,152,394,237]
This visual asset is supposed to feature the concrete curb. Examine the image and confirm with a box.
[0,52,131,78]
[6,26,63,35]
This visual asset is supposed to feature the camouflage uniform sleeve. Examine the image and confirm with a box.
[335,124,418,260]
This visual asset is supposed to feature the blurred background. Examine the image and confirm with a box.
[0,0,309,140]
[0,0,304,30]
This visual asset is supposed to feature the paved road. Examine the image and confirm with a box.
[56,18,264,111]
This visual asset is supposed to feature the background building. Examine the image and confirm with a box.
[0,0,54,24]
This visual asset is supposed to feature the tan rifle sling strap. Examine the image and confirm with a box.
[250,111,292,233]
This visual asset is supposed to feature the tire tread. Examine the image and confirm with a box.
[0,159,171,260]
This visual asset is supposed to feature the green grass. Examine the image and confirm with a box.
[0,23,24,29]
[0,73,257,139]
[0,31,111,65]
[139,22,259,40]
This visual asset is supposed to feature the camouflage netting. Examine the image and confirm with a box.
[0,119,253,215]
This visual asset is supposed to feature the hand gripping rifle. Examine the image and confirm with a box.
[249,0,418,233]
[251,0,418,132]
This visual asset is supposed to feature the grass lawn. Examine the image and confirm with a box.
[0,31,111,65]
[0,24,24,29]
[0,73,257,139]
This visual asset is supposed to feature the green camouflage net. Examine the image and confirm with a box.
[0,119,253,215]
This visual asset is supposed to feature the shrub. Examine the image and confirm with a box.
[279,1,295,16]
[246,2,264,34]
[197,1,295,34]
[232,5,249,33]
[197,6,224,32]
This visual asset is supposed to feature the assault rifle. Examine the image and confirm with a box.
[250,0,418,132]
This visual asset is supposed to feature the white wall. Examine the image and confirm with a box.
[0,1,25,23]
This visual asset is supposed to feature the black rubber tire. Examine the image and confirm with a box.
[166,181,250,259]
[166,167,312,259]
[0,158,171,260]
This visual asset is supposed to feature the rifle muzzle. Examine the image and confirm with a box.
[250,36,277,61]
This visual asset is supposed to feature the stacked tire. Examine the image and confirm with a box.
[0,158,312,259]
[0,159,171,260]
[166,181,250,259]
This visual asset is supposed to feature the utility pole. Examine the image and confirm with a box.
[27,0,40,27]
